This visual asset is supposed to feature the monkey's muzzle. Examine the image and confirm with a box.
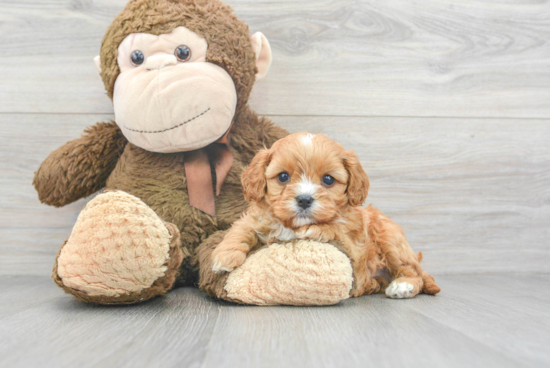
[113,62,237,153]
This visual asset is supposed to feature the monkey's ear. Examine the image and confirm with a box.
[94,55,102,74]
[251,32,272,81]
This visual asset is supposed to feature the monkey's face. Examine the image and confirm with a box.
[96,0,273,153]
[111,27,238,153]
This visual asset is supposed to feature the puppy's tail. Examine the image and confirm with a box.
[416,252,441,295]
[421,271,441,295]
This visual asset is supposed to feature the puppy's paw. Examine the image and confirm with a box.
[385,281,414,299]
[296,225,335,242]
[211,248,247,273]
[295,226,312,239]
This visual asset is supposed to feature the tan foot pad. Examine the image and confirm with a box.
[224,240,353,306]
[55,191,182,303]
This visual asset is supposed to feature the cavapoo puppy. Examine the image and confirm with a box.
[211,133,440,299]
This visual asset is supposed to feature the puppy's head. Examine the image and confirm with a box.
[242,133,369,228]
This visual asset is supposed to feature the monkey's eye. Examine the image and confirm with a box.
[278,172,290,184]
[175,45,191,62]
[130,50,145,66]
[322,175,335,186]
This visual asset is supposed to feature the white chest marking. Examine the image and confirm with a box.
[270,223,298,241]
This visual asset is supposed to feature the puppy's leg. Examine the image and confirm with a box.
[211,214,258,273]
[367,206,440,299]
[295,224,337,242]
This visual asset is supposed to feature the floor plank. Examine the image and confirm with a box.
[0,284,220,368]
[1,0,549,117]
[2,114,549,276]
[0,276,60,319]
[401,274,550,365]
[0,274,548,368]
[201,294,517,368]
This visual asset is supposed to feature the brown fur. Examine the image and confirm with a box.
[211,133,440,298]
[196,230,238,301]
[33,122,127,207]
[34,0,288,304]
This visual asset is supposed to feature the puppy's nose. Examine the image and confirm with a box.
[296,195,314,210]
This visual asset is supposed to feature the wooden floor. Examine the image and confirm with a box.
[0,274,548,368]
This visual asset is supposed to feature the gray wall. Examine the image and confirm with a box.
[1,0,549,276]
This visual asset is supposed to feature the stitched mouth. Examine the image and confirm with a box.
[122,108,211,134]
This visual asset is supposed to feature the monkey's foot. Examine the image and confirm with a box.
[199,235,353,306]
[53,191,184,305]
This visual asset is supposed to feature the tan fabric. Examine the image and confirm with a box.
[53,222,185,305]
[57,191,173,297]
[113,28,237,154]
[116,27,208,73]
[250,32,272,80]
[224,240,353,306]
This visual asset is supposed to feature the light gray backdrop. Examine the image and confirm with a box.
[1,0,549,276]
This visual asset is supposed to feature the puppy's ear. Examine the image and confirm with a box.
[343,150,369,206]
[242,149,271,202]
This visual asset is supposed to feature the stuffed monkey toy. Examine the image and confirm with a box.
[34,0,356,305]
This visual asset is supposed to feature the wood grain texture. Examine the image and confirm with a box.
[1,114,549,276]
[0,277,220,368]
[0,274,549,367]
[1,0,549,117]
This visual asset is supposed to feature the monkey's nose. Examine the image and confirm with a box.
[145,55,178,70]
[296,195,314,210]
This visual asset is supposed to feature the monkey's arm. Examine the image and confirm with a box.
[33,121,127,207]
[231,106,289,164]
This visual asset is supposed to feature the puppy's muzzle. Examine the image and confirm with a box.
[296,195,314,210]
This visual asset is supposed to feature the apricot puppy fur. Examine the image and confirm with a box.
[211,133,440,299]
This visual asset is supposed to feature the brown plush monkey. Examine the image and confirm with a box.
[35,0,356,306]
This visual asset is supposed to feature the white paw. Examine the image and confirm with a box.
[385,281,414,299]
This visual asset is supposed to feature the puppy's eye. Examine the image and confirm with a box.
[322,175,335,186]
[175,45,191,62]
[130,50,145,66]
[278,172,290,183]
